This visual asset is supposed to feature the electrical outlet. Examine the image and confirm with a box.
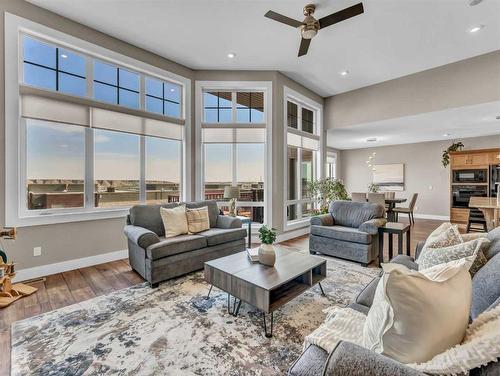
[33,246,42,257]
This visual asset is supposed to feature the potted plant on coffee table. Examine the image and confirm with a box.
[258,225,277,267]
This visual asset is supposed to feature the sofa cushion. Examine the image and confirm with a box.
[329,200,384,228]
[129,203,178,236]
[199,228,247,247]
[311,225,372,244]
[471,252,500,319]
[183,200,219,228]
[486,226,500,260]
[146,234,207,260]
[347,302,370,316]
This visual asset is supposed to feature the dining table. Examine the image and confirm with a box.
[469,196,500,231]
[384,198,407,222]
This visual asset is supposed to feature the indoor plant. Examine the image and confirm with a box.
[307,178,349,214]
[442,141,464,167]
[258,225,277,266]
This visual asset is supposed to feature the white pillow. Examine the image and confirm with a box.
[160,205,188,238]
[363,257,474,364]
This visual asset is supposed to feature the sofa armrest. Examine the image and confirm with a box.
[216,215,242,229]
[415,240,426,260]
[311,214,334,227]
[358,218,387,235]
[324,342,425,376]
[124,225,160,249]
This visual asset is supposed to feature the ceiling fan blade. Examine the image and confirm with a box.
[318,2,364,29]
[265,10,303,28]
[298,38,311,57]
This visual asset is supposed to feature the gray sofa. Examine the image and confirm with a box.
[289,227,500,376]
[124,200,246,287]
[310,200,387,266]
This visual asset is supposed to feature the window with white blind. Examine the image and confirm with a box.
[196,83,271,225]
[5,15,191,226]
[284,88,323,228]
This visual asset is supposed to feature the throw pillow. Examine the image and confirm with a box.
[407,302,500,375]
[160,205,188,238]
[186,206,210,234]
[417,238,490,276]
[363,257,473,364]
[423,224,463,249]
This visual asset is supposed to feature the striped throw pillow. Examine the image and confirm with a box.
[186,206,210,234]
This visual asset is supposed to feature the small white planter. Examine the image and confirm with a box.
[258,243,276,267]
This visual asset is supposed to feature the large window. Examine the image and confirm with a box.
[200,87,267,224]
[326,150,337,179]
[285,92,322,226]
[9,26,188,225]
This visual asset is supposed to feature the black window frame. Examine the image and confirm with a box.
[145,78,181,117]
[203,91,233,123]
[23,36,86,93]
[93,62,140,107]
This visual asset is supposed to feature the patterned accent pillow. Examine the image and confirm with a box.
[424,224,463,249]
[417,238,490,276]
[186,206,210,234]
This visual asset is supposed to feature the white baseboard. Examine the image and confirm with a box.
[413,213,450,221]
[13,249,128,283]
[277,226,310,243]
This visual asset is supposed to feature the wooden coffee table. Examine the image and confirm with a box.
[204,248,326,337]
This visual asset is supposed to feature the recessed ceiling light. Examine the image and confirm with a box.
[469,25,485,33]
[60,54,68,59]
[227,52,236,59]
[443,133,451,137]
[366,137,377,142]
[340,70,349,76]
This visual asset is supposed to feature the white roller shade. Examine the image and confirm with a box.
[21,95,89,127]
[91,108,183,140]
[287,131,319,151]
[203,128,266,143]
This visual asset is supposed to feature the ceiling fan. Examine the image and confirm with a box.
[264,3,364,57]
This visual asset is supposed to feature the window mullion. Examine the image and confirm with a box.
[231,91,237,123]
[297,147,303,219]
[84,123,94,209]
[232,140,237,187]
[140,133,146,203]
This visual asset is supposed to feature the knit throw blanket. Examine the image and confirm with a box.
[303,304,500,376]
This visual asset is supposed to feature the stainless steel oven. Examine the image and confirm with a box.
[452,169,487,184]
[452,185,488,208]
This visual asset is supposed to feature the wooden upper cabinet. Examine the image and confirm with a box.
[451,151,495,168]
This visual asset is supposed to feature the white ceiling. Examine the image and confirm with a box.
[28,0,500,97]
[327,101,500,149]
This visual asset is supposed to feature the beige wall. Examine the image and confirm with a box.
[325,51,500,129]
[340,135,500,218]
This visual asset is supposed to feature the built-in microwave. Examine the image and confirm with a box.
[452,169,487,184]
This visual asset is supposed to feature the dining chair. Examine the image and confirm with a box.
[384,192,395,199]
[393,193,418,225]
[351,192,367,203]
[367,193,386,215]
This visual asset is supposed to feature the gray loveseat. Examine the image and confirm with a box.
[289,228,500,376]
[124,200,246,287]
[310,200,387,266]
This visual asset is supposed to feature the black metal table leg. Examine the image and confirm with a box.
[378,231,384,266]
[247,222,252,248]
[206,285,213,299]
[263,312,273,338]
[318,282,326,296]
[388,233,393,260]
[233,299,242,317]
[398,233,403,255]
[406,230,411,256]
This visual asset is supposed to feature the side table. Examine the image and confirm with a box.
[236,216,252,248]
[378,222,411,265]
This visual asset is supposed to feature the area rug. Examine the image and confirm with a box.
[11,255,379,375]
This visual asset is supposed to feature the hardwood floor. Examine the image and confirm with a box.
[0,218,445,374]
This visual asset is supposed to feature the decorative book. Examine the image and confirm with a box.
[246,248,259,262]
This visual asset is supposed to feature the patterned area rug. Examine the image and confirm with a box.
[11,254,379,375]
